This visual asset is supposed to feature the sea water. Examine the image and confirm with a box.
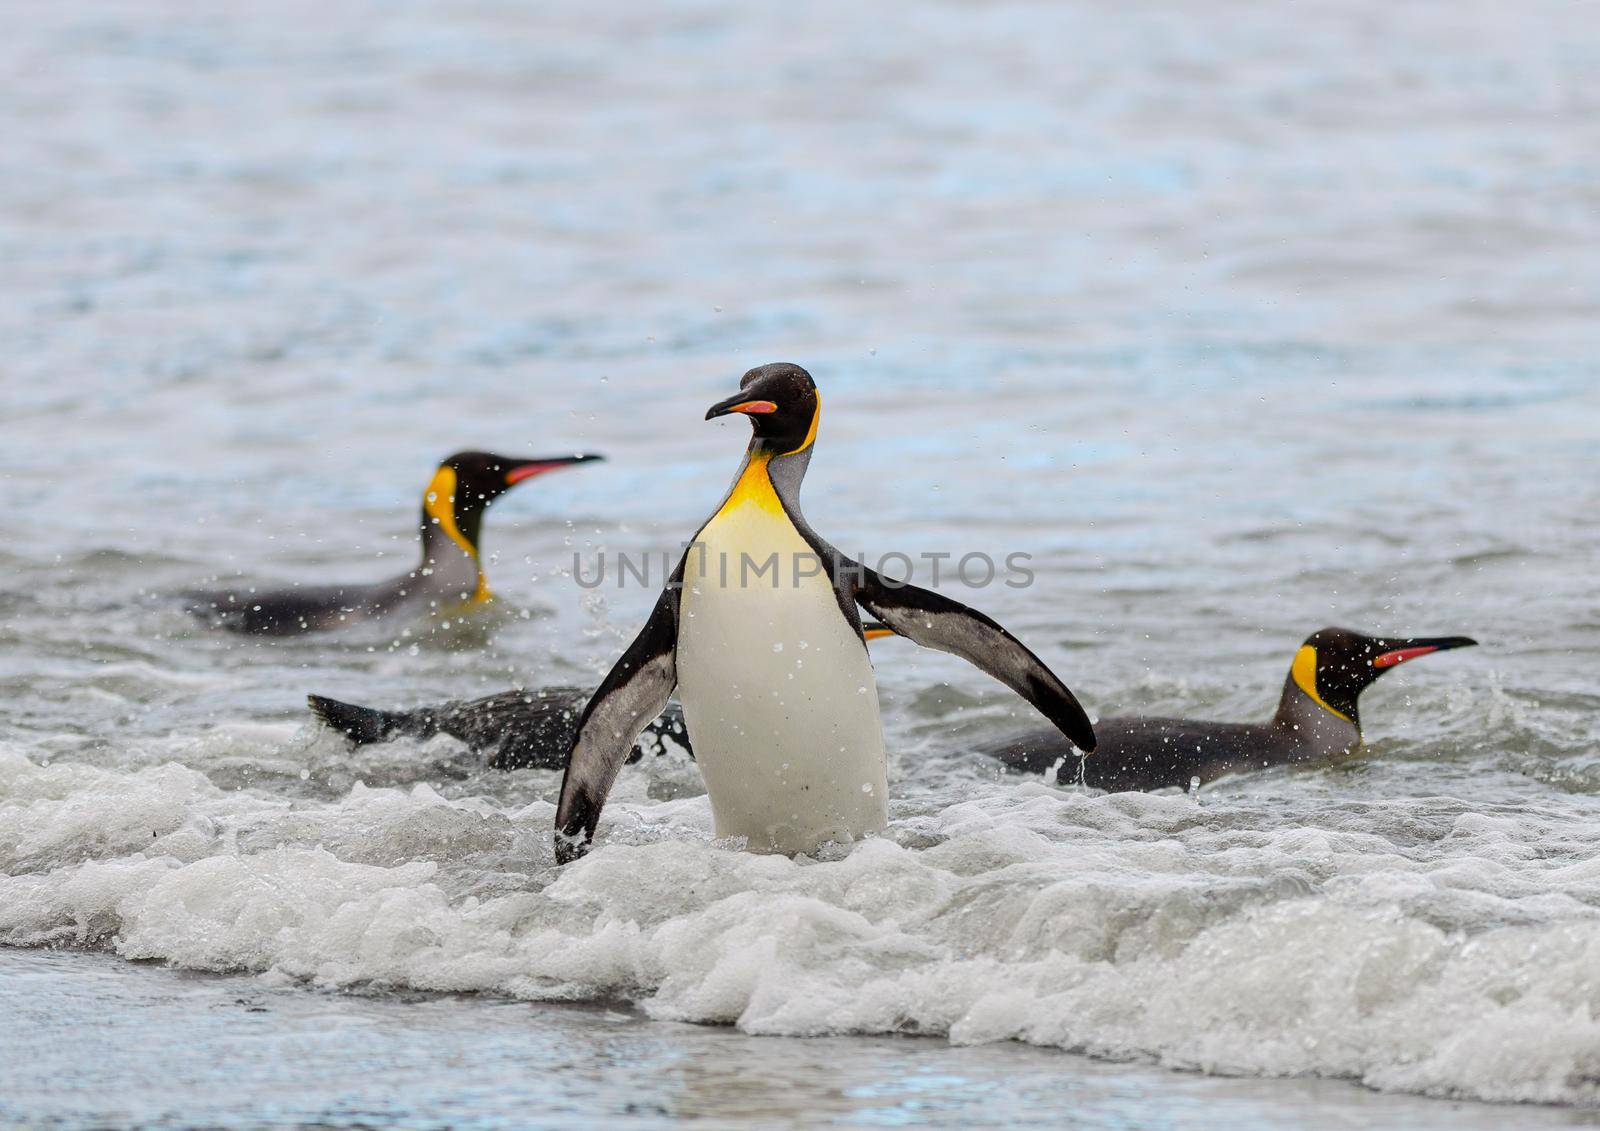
[2,0,1599,1126]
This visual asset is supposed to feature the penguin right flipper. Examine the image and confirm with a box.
[851,563,1097,753]
[554,587,679,863]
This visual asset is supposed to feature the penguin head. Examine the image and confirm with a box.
[421,450,603,556]
[1289,627,1477,724]
[705,363,819,455]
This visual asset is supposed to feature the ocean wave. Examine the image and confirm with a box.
[5,746,1600,1106]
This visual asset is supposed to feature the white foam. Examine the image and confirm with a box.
[4,745,1600,1105]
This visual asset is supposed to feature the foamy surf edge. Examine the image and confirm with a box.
[3,747,1599,1107]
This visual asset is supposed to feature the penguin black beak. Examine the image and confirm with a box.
[1372,635,1477,670]
[705,392,778,421]
[504,454,604,486]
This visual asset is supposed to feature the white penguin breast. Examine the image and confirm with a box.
[676,491,888,855]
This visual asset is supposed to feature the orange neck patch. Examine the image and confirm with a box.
[423,466,491,602]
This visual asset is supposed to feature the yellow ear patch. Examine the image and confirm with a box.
[424,466,492,603]
[424,467,473,557]
[1291,645,1353,723]
[783,391,821,456]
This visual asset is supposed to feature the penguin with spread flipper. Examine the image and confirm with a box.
[553,363,1095,862]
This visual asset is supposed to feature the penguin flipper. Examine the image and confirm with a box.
[851,563,1097,754]
[554,588,679,863]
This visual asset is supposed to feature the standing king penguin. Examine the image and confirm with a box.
[981,627,1476,790]
[188,451,601,635]
[553,363,1096,862]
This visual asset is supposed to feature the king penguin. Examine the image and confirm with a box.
[553,363,1096,862]
[307,685,691,769]
[306,624,898,769]
[187,450,601,635]
[978,626,1475,790]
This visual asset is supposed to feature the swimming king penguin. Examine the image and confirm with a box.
[553,363,1096,862]
[978,627,1476,790]
[307,630,902,770]
[187,451,601,635]
[308,685,691,770]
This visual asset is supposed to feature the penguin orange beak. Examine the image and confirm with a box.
[1372,635,1477,669]
[705,393,778,420]
[862,623,896,641]
[504,454,604,485]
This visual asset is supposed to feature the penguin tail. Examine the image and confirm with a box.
[307,695,404,745]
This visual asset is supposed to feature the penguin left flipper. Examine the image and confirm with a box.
[555,586,680,863]
[851,562,1097,753]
